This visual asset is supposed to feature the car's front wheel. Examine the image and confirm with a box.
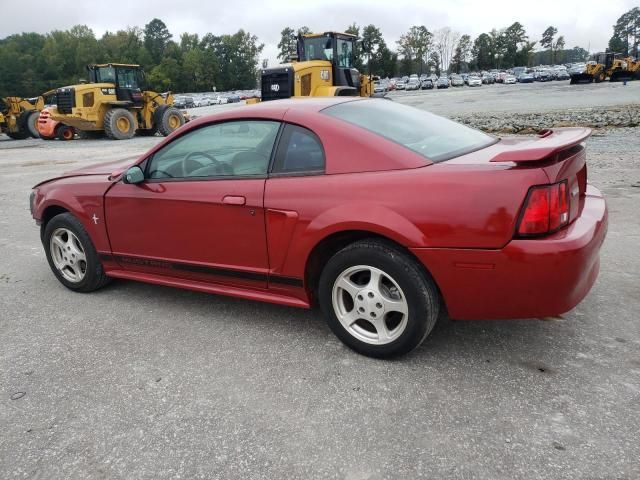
[318,240,440,358]
[43,213,110,292]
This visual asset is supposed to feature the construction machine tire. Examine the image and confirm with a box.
[137,126,158,137]
[155,106,185,136]
[104,108,136,140]
[6,130,30,140]
[56,124,75,141]
[24,111,40,138]
[78,130,104,140]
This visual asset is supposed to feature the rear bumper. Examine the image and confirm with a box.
[411,185,607,320]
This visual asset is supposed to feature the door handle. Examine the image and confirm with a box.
[222,195,246,206]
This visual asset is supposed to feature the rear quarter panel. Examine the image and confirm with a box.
[265,163,548,280]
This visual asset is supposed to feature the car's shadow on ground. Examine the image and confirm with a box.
[94,277,574,372]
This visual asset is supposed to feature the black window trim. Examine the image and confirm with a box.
[141,118,283,183]
[268,122,326,177]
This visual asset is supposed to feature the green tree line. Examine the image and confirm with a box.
[277,7,636,76]
[608,7,640,57]
[0,18,263,97]
[1,7,635,98]
[275,21,589,77]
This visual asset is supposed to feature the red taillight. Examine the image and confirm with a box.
[517,181,570,236]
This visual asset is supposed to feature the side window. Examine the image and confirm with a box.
[147,120,280,180]
[337,39,353,68]
[272,124,325,175]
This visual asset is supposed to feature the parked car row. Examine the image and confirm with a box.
[175,90,261,108]
[381,62,579,94]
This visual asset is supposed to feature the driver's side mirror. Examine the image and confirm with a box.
[123,166,144,184]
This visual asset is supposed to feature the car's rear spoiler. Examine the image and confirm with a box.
[490,127,591,163]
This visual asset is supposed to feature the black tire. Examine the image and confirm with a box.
[137,126,158,137]
[318,239,440,358]
[6,130,29,140]
[78,130,104,140]
[155,105,185,136]
[104,108,136,140]
[55,124,75,141]
[43,213,111,293]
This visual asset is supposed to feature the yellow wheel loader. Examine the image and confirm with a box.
[0,96,43,139]
[260,32,376,101]
[48,64,185,140]
[570,52,637,84]
[624,57,640,80]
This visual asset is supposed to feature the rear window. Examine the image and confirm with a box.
[323,99,497,162]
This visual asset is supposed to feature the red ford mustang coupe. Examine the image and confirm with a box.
[30,98,607,357]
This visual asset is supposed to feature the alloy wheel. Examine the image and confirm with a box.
[49,227,87,283]
[332,265,409,345]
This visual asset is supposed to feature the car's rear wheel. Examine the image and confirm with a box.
[43,213,110,292]
[318,240,439,358]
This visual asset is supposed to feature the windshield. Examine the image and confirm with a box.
[95,67,116,83]
[302,36,333,62]
[117,68,140,89]
[324,100,497,163]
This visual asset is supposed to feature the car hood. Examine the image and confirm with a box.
[33,156,139,188]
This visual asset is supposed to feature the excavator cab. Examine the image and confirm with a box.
[297,32,360,92]
[594,53,615,70]
[261,31,372,101]
[87,64,144,107]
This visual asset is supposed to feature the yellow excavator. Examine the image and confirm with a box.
[0,96,43,139]
[47,63,185,140]
[260,32,376,101]
[570,52,638,84]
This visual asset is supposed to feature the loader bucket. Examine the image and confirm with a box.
[609,70,634,82]
[569,73,593,84]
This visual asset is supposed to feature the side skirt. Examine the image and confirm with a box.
[106,269,311,309]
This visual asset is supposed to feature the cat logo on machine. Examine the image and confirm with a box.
[270,83,280,92]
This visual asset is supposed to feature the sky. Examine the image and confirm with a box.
[1,0,634,64]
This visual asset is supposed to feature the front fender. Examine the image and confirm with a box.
[32,176,113,253]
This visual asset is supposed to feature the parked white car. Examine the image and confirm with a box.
[406,79,421,90]
[467,76,482,87]
[504,75,517,84]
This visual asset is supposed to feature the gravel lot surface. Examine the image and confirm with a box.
[390,79,640,115]
[1,83,639,479]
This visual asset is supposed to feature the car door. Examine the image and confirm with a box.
[104,119,281,289]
